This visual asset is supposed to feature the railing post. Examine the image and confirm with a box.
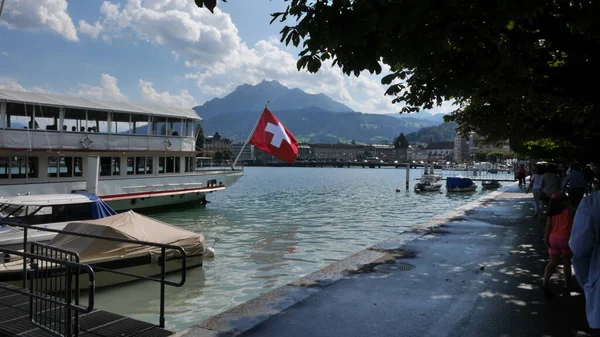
[22,227,28,289]
[159,247,166,328]
[65,266,73,337]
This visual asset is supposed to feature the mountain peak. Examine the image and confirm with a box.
[195,80,354,119]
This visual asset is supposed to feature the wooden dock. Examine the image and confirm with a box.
[0,286,173,337]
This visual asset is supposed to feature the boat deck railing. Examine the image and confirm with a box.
[0,219,189,335]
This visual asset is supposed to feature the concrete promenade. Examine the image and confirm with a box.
[178,185,594,337]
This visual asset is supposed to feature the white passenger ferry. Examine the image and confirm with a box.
[0,89,243,211]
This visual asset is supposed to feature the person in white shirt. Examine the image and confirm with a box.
[526,164,545,218]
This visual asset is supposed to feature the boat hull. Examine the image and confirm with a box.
[0,253,204,291]
[414,184,442,192]
[0,171,243,212]
[447,184,478,192]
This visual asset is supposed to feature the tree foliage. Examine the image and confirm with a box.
[195,0,600,161]
[195,124,205,150]
[222,148,233,160]
[405,122,458,143]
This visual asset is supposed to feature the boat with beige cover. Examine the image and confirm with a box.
[0,211,206,289]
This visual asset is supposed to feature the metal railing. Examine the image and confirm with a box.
[0,218,190,330]
[0,244,95,337]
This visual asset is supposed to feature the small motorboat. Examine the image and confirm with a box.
[414,163,443,192]
[0,211,206,289]
[446,177,477,192]
[0,193,116,250]
[414,174,443,192]
[481,180,502,190]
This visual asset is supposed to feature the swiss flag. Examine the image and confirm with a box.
[249,108,298,164]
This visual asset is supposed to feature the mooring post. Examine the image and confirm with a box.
[405,164,410,190]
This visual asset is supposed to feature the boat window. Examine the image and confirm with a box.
[86,109,109,133]
[5,103,35,130]
[0,157,8,178]
[145,157,153,174]
[74,157,83,177]
[127,157,134,175]
[34,105,61,131]
[100,157,120,176]
[134,157,153,175]
[154,116,168,136]
[15,204,95,225]
[48,156,83,178]
[10,157,27,178]
[185,157,195,172]
[131,114,148,135]
[111,113,131,134]
[158,157,165,174]
[64,108,87,132]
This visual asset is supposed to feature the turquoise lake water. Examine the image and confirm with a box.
[89,166,511,331]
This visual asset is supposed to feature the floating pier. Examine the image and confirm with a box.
[0,285,173,337]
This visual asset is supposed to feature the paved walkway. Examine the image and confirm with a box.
[178,186,594,337]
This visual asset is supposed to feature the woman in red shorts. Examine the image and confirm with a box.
[542,192,573,297]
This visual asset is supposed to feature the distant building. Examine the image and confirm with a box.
[297,143,312,160]
[453,132,470,163]
[394,133,409,162]
[231,141,254,162]
[310,144,374,161]
[426,141,454,161]
[204,132,232,154]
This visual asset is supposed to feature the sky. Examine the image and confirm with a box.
[0,0,453,114]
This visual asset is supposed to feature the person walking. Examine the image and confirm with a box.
[542,192,573,298]
[570,191,600,329]
[526,164,545,218]
[562,163,589,209]
[518,164,527,187]
[541,164,561,206]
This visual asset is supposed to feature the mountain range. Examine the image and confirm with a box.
[195,80,453,144]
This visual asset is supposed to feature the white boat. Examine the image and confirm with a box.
[0,89,243,211]
[0,211,206,289]
[414,174,443,192]
[446,177,477,192]
[414,163,443,192]
[481,180,502,189]
[0,193,116,250]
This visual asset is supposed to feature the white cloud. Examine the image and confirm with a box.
[0,78,27,91]
[84,0,414,114]
[0,0,78,41]
[78,20,103,39]
[78,74,127,101]
[2,52,9,56]
[139,80,198,108]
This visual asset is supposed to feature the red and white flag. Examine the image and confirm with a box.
[249,108,298,164]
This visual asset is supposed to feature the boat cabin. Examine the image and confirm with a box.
[0,193,116,225]
[0,89,202,184]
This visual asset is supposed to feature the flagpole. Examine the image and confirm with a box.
[231,101,269,169]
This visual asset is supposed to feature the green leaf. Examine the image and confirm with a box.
[196,0,217,13]
[307,58,322,73]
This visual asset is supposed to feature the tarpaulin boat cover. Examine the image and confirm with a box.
[49,211,205,261]
[75,193,116,219]
[446,177,475,188]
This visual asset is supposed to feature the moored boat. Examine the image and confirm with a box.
[0,211,206,289]
[0,89,242,211]
[481,180,502,189]
[0,193,116,250]
[414,162,443,192]
[414,174,443,192]
[446,177,477,192]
